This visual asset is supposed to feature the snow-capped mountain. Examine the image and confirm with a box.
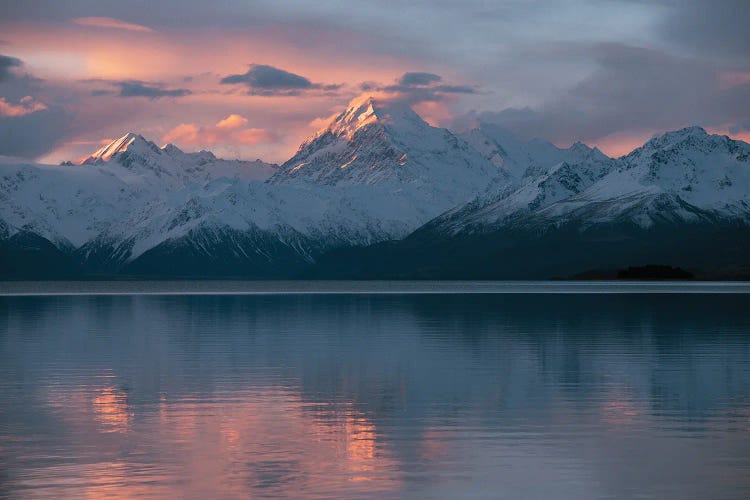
[0,95,506,276]
[0,134,286,275]
[422,126,750,238]
[460,122,609,181]
[513,126,750,232]
[126,96,506,268]
[581,126,750,217]
[431,154,618,236]
[81,132,278,185]
[0,135,277,246]
[335,126,750,280]
[1,92,749,279]
[270,95,505,219]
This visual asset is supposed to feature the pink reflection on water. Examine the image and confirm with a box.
[92,386,132,433]
[599,388,648,427]
[34,382,402,497]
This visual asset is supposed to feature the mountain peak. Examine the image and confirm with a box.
[568,141,591,152]
[660,125,708,140]
[640,126,710,151]
[677,125,708,135]
[322,94,427,139]
[160,142,184,156]
[81,132,160,164]
[567,141,609,161]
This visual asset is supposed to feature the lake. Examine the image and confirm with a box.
[1,282,750,499]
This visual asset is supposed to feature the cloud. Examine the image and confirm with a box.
[72,17,154,33]
[308,111,341,131]
[456,43,750,146]
[162,123,200,144]
[0,55,73,158]
[652,0,750,61]
[92,80,192,99]
[399,72,442,86]
[729,118,750,134]
[6,1,748,160]
[232,128,276,145]
[220,64,340,96]
[215,114,248,130]
[0,101,70,157]
[373,71,479,105]
[221,64,312,90]
[162,114,277,147]
[0,54,23,82]
[359,81,380,92]
[117,81,191,98]
[0,96,48,116]
[433,84,476,94]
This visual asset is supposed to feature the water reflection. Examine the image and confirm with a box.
[92,384,132,433]
[1,293,750,498]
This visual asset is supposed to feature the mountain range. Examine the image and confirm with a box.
[2,94,749,279]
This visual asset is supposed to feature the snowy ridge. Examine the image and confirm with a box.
[82,133,278,186]
[2,93,750,277]
[460,123,609,181]
[1,93,506,270]
[425,126,750,237]
[269,95,505,225]
[1,133,279,263]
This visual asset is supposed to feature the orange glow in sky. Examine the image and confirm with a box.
[1,14,748,164]
[584,130,660,157]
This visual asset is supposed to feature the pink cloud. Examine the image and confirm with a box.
[162,115,277,148]
[233,128,275,145]
[412,100,454,127]
[4,22,409,83]
[307,111,342,132]
[215,114,249,130]
[163,123,200,144]
[6,21,442,163]
[718,71,750,90]
[0,96,48,117]
[72,17,154,33]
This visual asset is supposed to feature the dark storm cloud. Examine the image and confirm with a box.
[655,0,750,60]
[116,81,191,98]
[729,119,750,134]
[0,54,74,158]
[221,64,312,96]
[87,80,192,98]
[434,85,476,94]
[378,72,479,103]
[0,55,47,102]
[458,43,750,144]
[398,72,442,86]
[2,1,746,64]
[0,102,71,158]
[220,64,342,96]
[0,54,22,82]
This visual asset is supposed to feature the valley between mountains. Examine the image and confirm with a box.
[2,94,750,279]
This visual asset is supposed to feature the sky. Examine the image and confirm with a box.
[0,0,748,164]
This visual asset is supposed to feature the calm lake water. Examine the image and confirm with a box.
[1,283,750,499]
